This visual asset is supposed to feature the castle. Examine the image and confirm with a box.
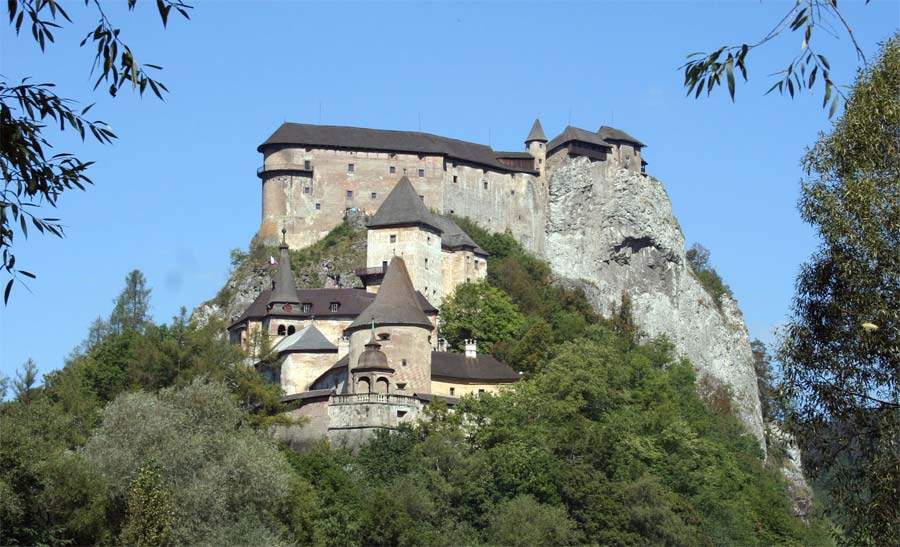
[235,119,647,447]
[256,119,645,256]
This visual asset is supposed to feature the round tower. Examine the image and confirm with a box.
[350,333,395,394]
[524,118,548,177]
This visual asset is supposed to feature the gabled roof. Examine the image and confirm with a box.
[546,126,613,152]
[258,123,531,173]
[268,243,300,306]
[348,257,433,331]
[430,215,488,257]
[367,177,443,232]
[272,324,337,354]
[525,118,547,143]
[597,125,645,147]
[228,287,437,330]
[430,352,520,381]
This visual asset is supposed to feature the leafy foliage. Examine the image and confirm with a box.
[439,281,525,352]
[2,0,190,302]
[778,34,899,545]
[682,0,869,115]
[686,243,733,310]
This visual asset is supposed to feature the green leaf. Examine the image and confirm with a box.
[4,279,12,304]
[726,58,735,100]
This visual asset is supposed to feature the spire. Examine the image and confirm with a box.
[525,118,547,143]
[268,228,300,308]
[367,177,442,232]
[348,256,433,331]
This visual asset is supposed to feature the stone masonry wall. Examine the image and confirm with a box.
[367,225,444,305]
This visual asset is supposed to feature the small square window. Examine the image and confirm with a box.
[389,166,396,174]
[418,169,425,177]
[483,180,488,189]
[453,175,458,183]
[304,160,311,170]
[390,234,397,243]
[346,190,353,199]
[478,389,485,395]
[401,359,408,367]
[381,260,388,269]
[450,387,456,395]
[301,303,312,313]
[315,202,321,210]
[304,186,311,194]
[348,163,355,173]
[329,302,340,312]
[371,192,377,199]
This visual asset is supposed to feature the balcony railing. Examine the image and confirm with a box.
[353,266,385,277]
[257,163,314,179]
[330,393,418,406]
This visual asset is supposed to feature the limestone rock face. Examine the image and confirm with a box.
[545,156,765,445]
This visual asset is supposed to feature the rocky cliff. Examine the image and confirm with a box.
[544,157,766,445]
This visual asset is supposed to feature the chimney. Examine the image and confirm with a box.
[464,339,477,358]
[337,336,350,360]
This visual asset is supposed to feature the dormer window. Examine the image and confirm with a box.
[277,325,286,335]
[377,333,391,341]
[329,302,340,312]
[301,303,312,313]
[287,325,296,335]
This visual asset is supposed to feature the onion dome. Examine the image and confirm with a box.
[354,337,393,372]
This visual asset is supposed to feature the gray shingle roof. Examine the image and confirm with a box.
[430,215,488,256]
[348,257,434,331]
[268,244,300,306]
[228,287,437,329]
[367,177,443,232]
[258,123,531,173]
[272,324,338,354]
[430,351,520,381]
[525,118,547,143]
[597,126,645,147]
[546,126,613,152]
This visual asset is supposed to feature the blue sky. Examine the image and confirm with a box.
[1,1,897,379]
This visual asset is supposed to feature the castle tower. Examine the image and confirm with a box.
[349,329,396,395]
[268,229,300,313]
[345,257,434,395]
[525,118,548,177]
[366,176,444,305]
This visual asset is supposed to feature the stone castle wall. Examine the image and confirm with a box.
[348,326,433,395]
[259,146,547,255]
[367,225,444,305]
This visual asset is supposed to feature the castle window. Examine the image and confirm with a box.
[478,389,485,395]
[483,180,488,189]
[329,302,340,312]
[377,333,391,341]
[347,163,355,173]
[287,325,296,335]
[304,186,311,194]
[346,190,353,199]
[315,202,321,210]
[419,195,424,201]
[390,234,397,243]
[277,325,286,335]
[511,189,515,195]
[301,303,312,313]
[453,175,458,183]
[424,258,428,267]
[304,160,311,170]
[450,387,455,396]
[403,168,407,174]
[418,169,425,177]
[371,192,377,200]
[382,260,388,269]
[401,359,408,367]
[389,166,396,174]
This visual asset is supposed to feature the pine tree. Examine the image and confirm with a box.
[109,270,152,334]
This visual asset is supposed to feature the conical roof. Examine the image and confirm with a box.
[268,239,300,307]
[525,118,547,143]
[348,257,433,331]
[367,177,442,232]
[274,324,337,354]
[353,334,393,372]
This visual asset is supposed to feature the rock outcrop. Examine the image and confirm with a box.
[545,157,765,445]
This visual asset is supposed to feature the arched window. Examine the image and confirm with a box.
[287,325,296,335]
[277,325,286,336]
[375,377,390,394]
[356,377,371,394]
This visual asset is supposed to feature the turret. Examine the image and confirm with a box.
[350,328,396,394]
[525,118,547,176]
[268,228,300,313]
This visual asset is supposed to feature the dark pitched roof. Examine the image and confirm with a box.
[494,151,535,159]
[430,215,488,256]
[547,126,613,152]
[525,118,547,143]
[367,177,443,232]
[268,243,300,306]
[281,388,334,403]
[228,287,436,329]
[430,351,520,381]
[597,125,645,147]
[258,123,530,173]
[348,257,434,331]
[274,324,338,354]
